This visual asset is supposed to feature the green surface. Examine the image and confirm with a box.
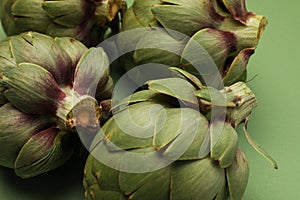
[0,0,298,199]
[240,0,300,199]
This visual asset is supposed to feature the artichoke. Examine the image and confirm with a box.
[0,32,113,178]
[0,0,126,46]
[83,68,277,200]
[117,0,267,86]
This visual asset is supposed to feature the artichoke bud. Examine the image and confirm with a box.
[1,0,126,46]
[82,69,277,199]
[119,0,267,85]
[0,32,113,178]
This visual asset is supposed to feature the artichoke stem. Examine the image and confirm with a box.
[66,97,101,133]
[56,88,101,131]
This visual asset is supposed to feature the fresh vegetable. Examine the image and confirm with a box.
[0,0,126,46]
[83,68,277,200]
[0,32,112,178]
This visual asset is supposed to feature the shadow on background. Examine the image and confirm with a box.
[0,153,87,200]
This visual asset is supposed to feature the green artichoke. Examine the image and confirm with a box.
[117,0,267,86]
[0,0,126,46]
[0,32,113,178]
[83,68,277,200]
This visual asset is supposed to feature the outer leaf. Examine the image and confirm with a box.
[14,128,74,178]
[152,0,224,37]
[181,28,237,72]
[54,37,88,67]
[104,102,166,150]
[147,77,198,105]
[1,0,19,35]
[226,149,249,200]
[170,67,203,89]
[210,122,238,168]
[2,62,66,115]
[10,32,73,86]
[194,87,236,107]
[42,0,84,27]
[83,155,99,191]
[112,90,158,110]
[0,103,52,168]
[0,40,16,71]
[153,108,208,160]
[221,0,248,23]
[119,165,171,200]
[171,157,225,200]
[11,0,51,33]
[85,183,126,200]
[133,0,161,27]
[133,28,184,67]
[74,48,110,97]
[222,48,255,85]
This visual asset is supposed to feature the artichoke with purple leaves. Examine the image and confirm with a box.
[0,0,126,46]
[83,68,277,200]
[117,0,267,86]
[0,32,113,178]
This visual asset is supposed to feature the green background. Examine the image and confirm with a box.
[0,0,298,199]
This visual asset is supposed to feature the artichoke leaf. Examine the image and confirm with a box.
[171,157,225,200]
[152,0,224,38]
[54,36,88,67]
[132,0,161,27]
[226,149,249,200]
[14,128,74,178]
[194,87,236,107]
[170,67,204,89]
[85,183,126,200]
[10,32,73,86]
[2,62,66,115]
[42,0,84,27]
[11,0,51,33]
[74,47,110,97]
[0,103,52,168]
[133,28,184,67]
[0,40,16,71]
[119,162,171,199]
[147,77,198,105]
[181,28,237,73]
[104,102,165,151]
[83,155,99,190]
[221,0,248,23]
[161,108,209,160]
[210,121,238,168]
[223,48,254,85]
[112,90,158,111]
[46,23,78,39]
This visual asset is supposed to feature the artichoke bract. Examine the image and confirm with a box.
[0,32,113,178]
[83,68,277,200]
[117,0,267,86]
[0,0,126,46]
